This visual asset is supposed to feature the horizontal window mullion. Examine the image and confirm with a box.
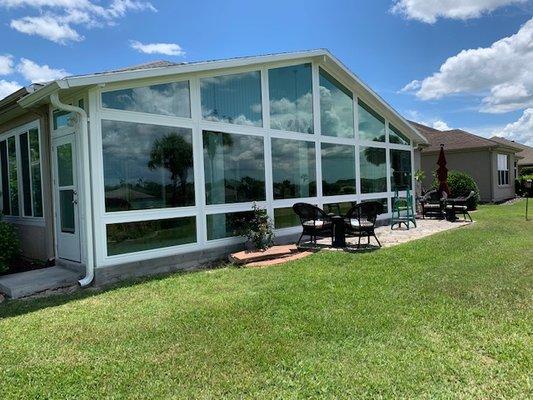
[99,109,194,128]
[204,201,267,215]
[102,206,197,223]
[272,197,319,208]
[199,121,265,136]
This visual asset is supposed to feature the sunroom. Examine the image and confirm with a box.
[1,50,427,286]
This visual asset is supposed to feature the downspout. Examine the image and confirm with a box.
[50,93,94,286]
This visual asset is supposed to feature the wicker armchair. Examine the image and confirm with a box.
[445,190,475,222]
[344,201,383,248]
[292,203,333,245]
[420,189,445,219]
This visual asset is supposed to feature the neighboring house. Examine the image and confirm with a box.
[411,121,522,203]
[0,49,428,286]
[489,136,533,176]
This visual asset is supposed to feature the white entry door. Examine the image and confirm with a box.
[52,134,81,262]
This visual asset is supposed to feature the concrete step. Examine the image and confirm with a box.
[229,245,298,265]
[0,267,82,299]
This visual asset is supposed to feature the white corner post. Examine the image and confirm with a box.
[50,93,94,286]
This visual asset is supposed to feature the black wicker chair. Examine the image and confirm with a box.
[344,201,383,248]
[292,203,333,245]
[420,189,445,219]
[445,190,475,222]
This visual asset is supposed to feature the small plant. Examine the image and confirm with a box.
[240,203,274,251]
[0,213,20,274]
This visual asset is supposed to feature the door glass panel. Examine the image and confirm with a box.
[57,143,73,186]
[7,136,18,215]
[60,190,75,233]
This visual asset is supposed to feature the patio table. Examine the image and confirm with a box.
[445,198,460,221]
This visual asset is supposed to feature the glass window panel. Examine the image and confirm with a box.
[102,81,191,118]
[0,141,9,214]
[60,190,75,233]
[102,120,195,212]
[206,211,253,240]
[324,201,354,216]
[201,71,262,126]
[29,129,43,217]
[360,146,387,193]
[274,207,301,229]
[203,130,265,205]
[19,133,32,216]
[321,143,356,196]
[389,123,410,145]
[269,63,313,134]
[358,100,385,142]
[362,198,388,214]
[53,109,74,130]
[107,217,196,256]
[57,143,74,187]
[271,138,316,199]
[390,149,412,191]
[319,68,354,138]
[7,136,18,215]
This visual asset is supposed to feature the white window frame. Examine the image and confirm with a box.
[497,153,510,186]
[90,58,415,267]
[0,120,44,226]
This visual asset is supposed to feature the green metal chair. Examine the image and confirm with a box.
[391,187,417,229]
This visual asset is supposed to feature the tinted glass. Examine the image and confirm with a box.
[102,120,195,212]
[7,137,18,215]
[321,143,356,196]
[362,198,388,214]
[319,68,354,137]
[201,71,262,126]
[206,211,253,240]
[358,100,385,142]
[56,143,73,187]
[53,109,73,130]
[360,146,387,193]
[274,207,300,229]
[324,201,354,216]
[0,141,9,214]
[60,190,75,233]
[102,81,191,118]
[203,131,265,205]
[389,123,410,145]
[390,149,412,191]
[29,129,43,217]
[19,133,32,216]
[269,63,313,134]
[271,138,316,199]
[107,217,196,256]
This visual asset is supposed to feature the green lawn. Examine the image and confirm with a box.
[1,201,531,399]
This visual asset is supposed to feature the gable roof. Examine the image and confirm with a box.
[490,136,533,166]
[410,121,523,154]
[14,49,427,145]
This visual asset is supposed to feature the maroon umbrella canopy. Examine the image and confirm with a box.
[437,145,450,196]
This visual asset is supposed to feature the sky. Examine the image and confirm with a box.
[0,0,532,145]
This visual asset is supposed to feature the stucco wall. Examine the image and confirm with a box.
[421,149,493,202]
[0,107,55,261]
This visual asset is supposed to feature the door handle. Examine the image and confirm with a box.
[72,190,78,205]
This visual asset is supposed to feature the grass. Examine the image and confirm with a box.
[1,201,532,399]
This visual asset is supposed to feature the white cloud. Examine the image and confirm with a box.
[432,120,452,130]
[130,41,185,56]
[1,0,156,43]
[391,0,526,23]
[0,79,22,100]
[403,18,533,113]
[0,55,14,75]
[494,108,533,146]
[17,58,69,83]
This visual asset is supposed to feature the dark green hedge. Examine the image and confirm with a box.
[434,170,480,210]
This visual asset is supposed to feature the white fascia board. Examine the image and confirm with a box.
[17,81,61,108]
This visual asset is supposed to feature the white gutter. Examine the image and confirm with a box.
[50,93,94,286]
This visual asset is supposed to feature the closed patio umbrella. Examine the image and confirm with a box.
[437,144,450,196]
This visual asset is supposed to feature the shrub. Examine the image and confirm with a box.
[433,170,480,210]
[240,203,274,251]
[520,167,533,176]
[516,174,533,196]
[0,214,20,274]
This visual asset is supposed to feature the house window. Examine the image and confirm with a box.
[269,63,314,134]
[389,123,410,145]
[101,120,195,212]
[360,146,387,193]
[497,154,509,185]
[321,143,356,196]
[203,130,265,205]
[271,138,316,199]
[101,81,191,118]
[390,149,412,191]
[358,100,385,142]
[206,210,254,240]
[106,216,197,256]
[274,207,300,229]
[319,68,354,138]
[0,123,43,217]
[201,71,262,126]
[364,198,388,214]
